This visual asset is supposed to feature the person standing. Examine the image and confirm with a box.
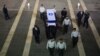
[39,4,46,21]
[71,28,80,47]
[32,25,40,44]
[56,38,66,56]
[61,8,67,23]
[77,10,84,27]
[62,17,71,34]
[83,10,90,28]
[3,4,10,20]
[46,39,56,56]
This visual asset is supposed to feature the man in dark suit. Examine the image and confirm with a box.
[83,10,90,28]
[77,10,84,27]
[61,8,67,23]
[3,4,10,20]
[33,25,40,44]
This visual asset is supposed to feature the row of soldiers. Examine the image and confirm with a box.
[46,38,66,56]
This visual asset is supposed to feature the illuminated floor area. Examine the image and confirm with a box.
[0,0,100,56]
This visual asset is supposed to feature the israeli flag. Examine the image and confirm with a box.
[47,9,56,26]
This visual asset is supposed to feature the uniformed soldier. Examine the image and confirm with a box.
[62,17,71,34]
[61,8,67,23]
[46,39,56,56]
[32,25,40,44]
[77,10,84,27]
[71,28,80,47]
[83,10,90,28]
[3,4,10,20]
[56,38,66,56]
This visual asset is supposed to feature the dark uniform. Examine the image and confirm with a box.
[83,11,90,28]
[3,5,10,20]
[32,25,40,44]
[61,8,67,23]
[77,11,84,27]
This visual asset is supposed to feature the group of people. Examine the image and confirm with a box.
[77,10,90,28]
[40,4,57,39]
[46,38,66,56]
[33,24,80,56]
[1,3,90,56]
[32,4,90,56]
[46,28,80,56]
[32,4,57,44]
